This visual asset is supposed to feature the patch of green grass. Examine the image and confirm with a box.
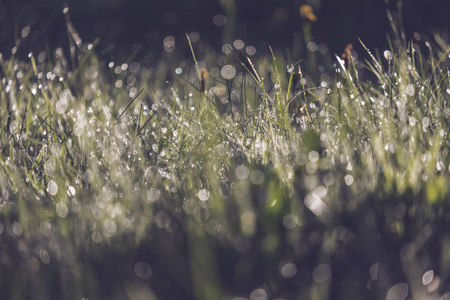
[1,8,450,300]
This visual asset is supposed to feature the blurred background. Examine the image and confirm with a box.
[0,0,448,61]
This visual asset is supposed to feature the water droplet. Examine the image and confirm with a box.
[39,250,50,264]
[249,169,264,185]
[422,270,434,285]
[198,189,209,201]
[344,174,354,185]
[312,264,332,282]
[67,186,76,196]
[235,165,249,180]
[2,188,9,201]
[250,288,267,300]
[221,65,236,80]
[56,202,68,218]
[406,84,415,96]
[386,283,408,300]
[104,219,117,235]
[281,263,297,278]
[233,39,245,50]
[47,180,58,196]
[246,46,256,56]
[134,262,152,279]
[163,36,176,52]
[384,50,393,60]
[91,231,102,243]
[213,14,227,26]
[154,211,171,228]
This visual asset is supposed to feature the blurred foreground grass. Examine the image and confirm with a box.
[1,10,450,300]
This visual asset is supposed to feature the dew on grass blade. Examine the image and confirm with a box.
[134,262,152,279]
[47,180,58,195]
[384,50,393,60]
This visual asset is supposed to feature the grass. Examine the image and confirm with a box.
[1,7,450,300]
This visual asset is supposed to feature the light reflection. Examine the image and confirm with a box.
[422,270,434,285]
[304,193,328,216]
[213,14,227,26]
[262,234,278,251]
[249,169,264,184]
[386,283,408,300]
[39,250,50,264]
[56,202,69,218]
[198,189,209,201]
[47,180,58,195]
[91,231,102,243]
[154,211,171,228]
[250,288,267,300]
[280,262,297,278]
[312,264,331,282]
[163,36,176,52]
[235,165,249,180]
[221,65,236,80]
[134,262,152,279]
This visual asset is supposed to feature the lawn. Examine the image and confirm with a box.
[1,3,450,300]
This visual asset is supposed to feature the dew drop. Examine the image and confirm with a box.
[56,202,68,218]
[47,180,58,196]
[281,263,297,278]
[67,186,76,196]
[134,262,152,279]
[221,65,236,80]
[386,283,408,300]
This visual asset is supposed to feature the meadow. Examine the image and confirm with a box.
[1,5,450,300]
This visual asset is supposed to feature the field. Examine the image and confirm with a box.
[1,5,450,300]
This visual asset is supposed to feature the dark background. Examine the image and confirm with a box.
[0,0,448,61]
